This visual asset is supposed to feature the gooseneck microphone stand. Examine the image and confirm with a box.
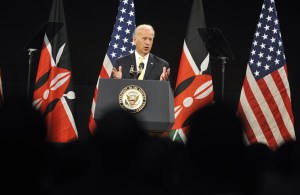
[130,64,142,79]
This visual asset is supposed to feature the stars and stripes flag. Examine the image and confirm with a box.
[169,0,214,143]
[237,0,295,150]
[32,0,78,142]
[88,0,136,134]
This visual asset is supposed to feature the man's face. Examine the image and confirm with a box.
[133,28,154,56]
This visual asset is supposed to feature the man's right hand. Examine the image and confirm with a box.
[112,66,122,79]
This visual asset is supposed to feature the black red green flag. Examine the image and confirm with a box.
[170,0,214,143]
[32,0,78,142]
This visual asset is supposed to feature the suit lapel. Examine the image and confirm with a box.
[144,53,154,79]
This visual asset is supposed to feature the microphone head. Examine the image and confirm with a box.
[130,65,136,75]
[139,62,144,70]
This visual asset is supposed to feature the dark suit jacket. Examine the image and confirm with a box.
[111,53,169,80]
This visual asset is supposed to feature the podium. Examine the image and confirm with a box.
[94,78,175,132]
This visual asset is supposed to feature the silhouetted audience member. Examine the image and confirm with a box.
[184,104,247,195]
[77,107,188,195]
[42,138,93,195]
[256,140,300,195]
[0,98,48,194]
[91,107,148,161]
[274,140,300,176]
[78,107,149,194]
[131,135,187,194]
[243,142,275,195]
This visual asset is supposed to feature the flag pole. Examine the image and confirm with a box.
[219,56,228,104]
[26,48,37,101]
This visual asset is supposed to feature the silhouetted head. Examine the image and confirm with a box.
[186,104,245,153]
[0,98,47,144]
[185,104,247,194]
[0,98,47,194]
[93,107,147,146]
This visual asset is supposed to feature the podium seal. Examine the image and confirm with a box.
[119,85,147,113]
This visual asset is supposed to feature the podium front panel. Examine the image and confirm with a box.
[94,78,174,132]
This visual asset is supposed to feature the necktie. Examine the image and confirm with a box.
[138,56,145,80]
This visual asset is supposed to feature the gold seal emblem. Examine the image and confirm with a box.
[119,85,147,113]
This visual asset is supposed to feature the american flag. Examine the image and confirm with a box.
[237,0,295,150]
[88,0,136,133]
[169,0,214,143]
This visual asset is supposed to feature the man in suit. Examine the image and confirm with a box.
[111,24,170,81]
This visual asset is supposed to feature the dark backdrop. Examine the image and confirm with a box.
[1,0,299,139]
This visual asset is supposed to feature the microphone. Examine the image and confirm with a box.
[130,64,139,79]
[139,62,144,70]
[137,62,144,78]
[129,63,144,79]
[130,64,135,75]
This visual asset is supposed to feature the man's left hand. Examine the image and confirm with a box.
[160,67,170,81]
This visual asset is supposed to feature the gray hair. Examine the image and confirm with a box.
[133,24,155,37]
